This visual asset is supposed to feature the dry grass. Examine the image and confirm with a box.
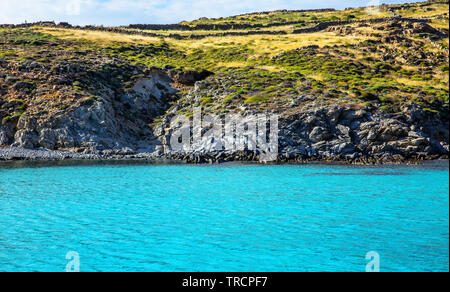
[169,33,372,58]
[123,25,299,36]
[35,27,372,60]
[123,28,252,36]
[430,19,450,30]
[306,74,325,81]
[37,27,161,45]
[215,61,249,68]
[394,77,448,90]
[255,65,285,72]
[396,3,450,18]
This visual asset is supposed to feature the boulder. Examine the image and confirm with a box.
[309,126,333,142]
[332,142,356,155]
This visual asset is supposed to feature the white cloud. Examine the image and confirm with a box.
[65,0,82,16]
[0,0,420,26]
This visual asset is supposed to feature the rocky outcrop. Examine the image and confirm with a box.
[151,102,449,164]
[279,104,448,160]
[1,69,177,153]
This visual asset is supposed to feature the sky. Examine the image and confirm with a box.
[0,0,422,26]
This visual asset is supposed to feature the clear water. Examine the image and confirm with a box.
[0,161,448,272]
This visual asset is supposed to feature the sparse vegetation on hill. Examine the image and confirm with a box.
[0,0,448,162]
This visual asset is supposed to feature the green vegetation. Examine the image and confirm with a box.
[0,1,448,120]
[0,28,57,46]
[180,6,391,26]
[245,95,268,103]
[0,50,17,58]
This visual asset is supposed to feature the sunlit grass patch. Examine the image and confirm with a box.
[244,95,268,103]
[394,77,448,90]
[395,3,450,18]
[36,28,161,45]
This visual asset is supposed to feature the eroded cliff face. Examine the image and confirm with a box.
[152,88,449,163]
[1,69,177,153]
[277,103,449,161]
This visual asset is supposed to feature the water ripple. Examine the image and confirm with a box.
[0,163,448,272]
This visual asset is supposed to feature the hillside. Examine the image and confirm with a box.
[0,0,449,163]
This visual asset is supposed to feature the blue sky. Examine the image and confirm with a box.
[0,0,422,26]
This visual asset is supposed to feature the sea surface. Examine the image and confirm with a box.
[0,161,448,272]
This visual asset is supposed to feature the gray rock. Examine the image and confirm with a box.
[333,142,356,155]
[309,126,333,142]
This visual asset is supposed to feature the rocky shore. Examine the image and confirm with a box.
[0,147,100,160]
[1,57,448,165]
[1,3,448,165]
[1,145,448,165]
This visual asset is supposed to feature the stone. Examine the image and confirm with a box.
[333,143,356,155]
[309,126,333,142]
[336,124,351,142]
[14,129,38,149]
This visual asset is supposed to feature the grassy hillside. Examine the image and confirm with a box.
[0,0,448,124]
[180,1,448,25]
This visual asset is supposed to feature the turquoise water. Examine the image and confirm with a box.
[0,161,448,272]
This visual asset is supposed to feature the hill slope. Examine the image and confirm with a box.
[0,0,449,163]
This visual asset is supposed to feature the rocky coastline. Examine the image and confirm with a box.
[0,146,448,165]
[1,58,448,165]
[1,3,448,165]
[1,60,448,165]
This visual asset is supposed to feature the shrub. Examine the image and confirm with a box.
[244,95,267,103]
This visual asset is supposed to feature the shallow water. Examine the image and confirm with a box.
[0,161,448,272]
